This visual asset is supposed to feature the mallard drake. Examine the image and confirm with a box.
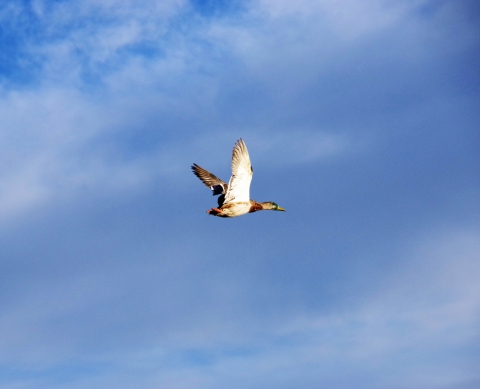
[192,139,285,218]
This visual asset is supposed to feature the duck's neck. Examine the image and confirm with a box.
[248,200,264,213]
[259,202,277,210]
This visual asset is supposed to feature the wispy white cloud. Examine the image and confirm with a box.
[4,227,476,388]
[0,0,476,213]
[137,228,480,388]
[269,228,480,367]
[0,87,162,223]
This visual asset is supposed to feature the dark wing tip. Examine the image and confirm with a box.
[191,163,201,178]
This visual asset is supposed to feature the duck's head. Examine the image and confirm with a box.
[261,202,286,211]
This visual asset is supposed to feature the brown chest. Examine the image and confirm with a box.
[248,201,263,213]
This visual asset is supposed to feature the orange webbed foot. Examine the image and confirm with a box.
[207,207,222,215]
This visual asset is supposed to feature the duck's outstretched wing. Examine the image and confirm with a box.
[223,139,253,204]
[191,163,228,196]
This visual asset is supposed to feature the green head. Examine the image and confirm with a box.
[262,202,286,211]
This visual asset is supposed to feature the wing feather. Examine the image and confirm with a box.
[191,164,228,195]
[223,139,253,204]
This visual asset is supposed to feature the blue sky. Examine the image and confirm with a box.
[1,0,479,388]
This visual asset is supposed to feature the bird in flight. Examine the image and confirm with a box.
[191,139,285,218]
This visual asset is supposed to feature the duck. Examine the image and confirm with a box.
[191,139,285,218]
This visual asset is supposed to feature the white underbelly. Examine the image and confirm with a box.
[220,202,251,217]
